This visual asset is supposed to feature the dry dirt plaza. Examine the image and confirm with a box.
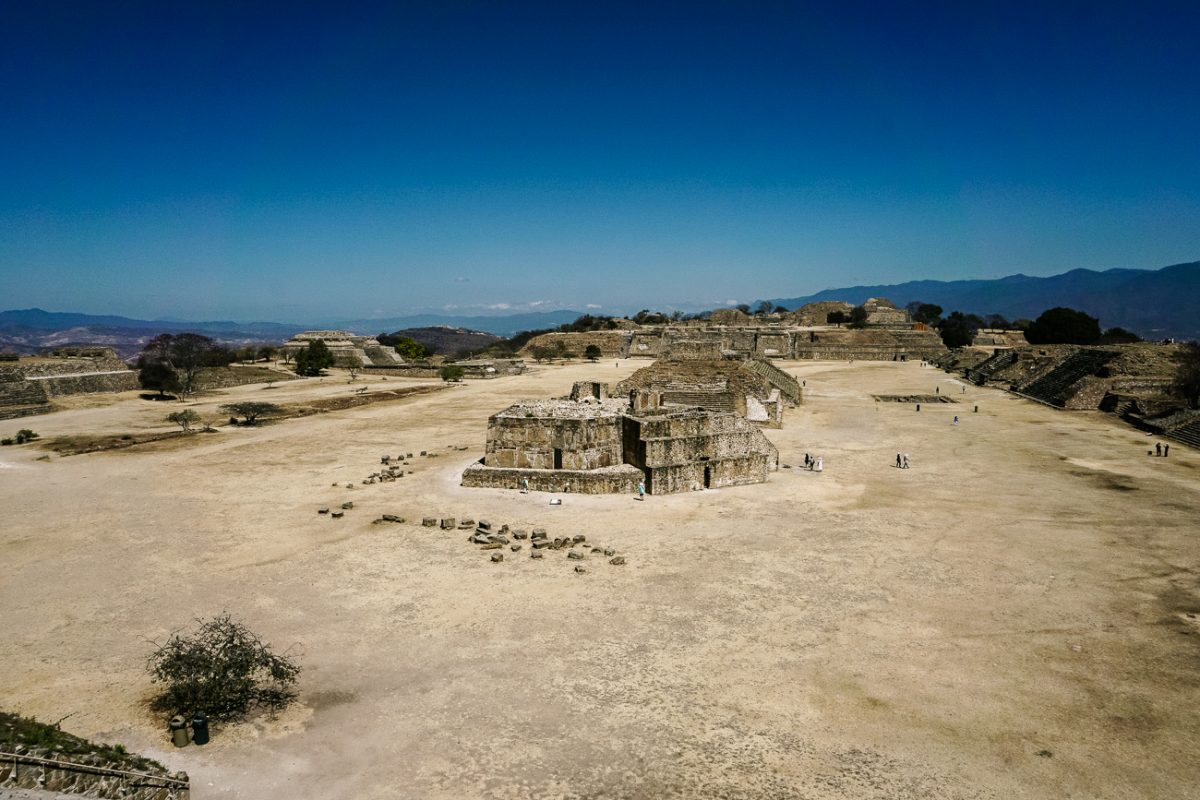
[2,359,1198,799]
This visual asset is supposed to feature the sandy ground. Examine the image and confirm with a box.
[2,360,1198,799]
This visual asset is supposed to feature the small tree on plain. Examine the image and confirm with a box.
[166,410,200,433]
[220,402,283,425]
[847,305,869,329]
[440,364,465,382]
[530,345,553,363]
[146,614,301,722]
[584,344,602,362]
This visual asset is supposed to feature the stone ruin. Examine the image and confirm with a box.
[0,347,138,420]
[518,305,944,362]
[614,359,800,428]
[279,330,403,367]
[461,382,779,495]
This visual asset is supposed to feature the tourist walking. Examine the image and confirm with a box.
[953,415,959,425]
[637,480,645,500]
[815,457,824,473]
[521,477,529,493]
[896,453,902,468]
[1156,442,1162,457]
[902,453,910,469]
[1164,444,1170,457]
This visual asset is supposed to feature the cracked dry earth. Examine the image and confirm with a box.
[2,360,1198,799]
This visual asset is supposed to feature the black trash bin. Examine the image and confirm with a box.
[191,711,209,745]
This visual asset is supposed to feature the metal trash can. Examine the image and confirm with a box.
[191,711,209,745]
[169,715,189,747]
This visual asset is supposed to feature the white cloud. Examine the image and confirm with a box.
[586,304,601,309]
[453,276,470,283]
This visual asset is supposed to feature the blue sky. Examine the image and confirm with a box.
[2,1,1198,322]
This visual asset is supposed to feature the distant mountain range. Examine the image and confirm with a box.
[3,260,1196,356]
[767,260,1199,340]
[0,307,584,357]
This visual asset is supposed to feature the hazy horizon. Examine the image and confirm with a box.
[3,2,1199,321]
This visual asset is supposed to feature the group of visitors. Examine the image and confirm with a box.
[803,453,823,472]
[894,452,911,469]
[1153,442,1171,458]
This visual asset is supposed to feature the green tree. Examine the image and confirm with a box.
[440,364,465,382]
[936,311,983,348]
[530,345,553,363]
[146,614,300,722]
[905,302,944,325]
[220,402,283,425]
[139,360,181,397]
[378,334,429,360]
[826,310,847,326]
[754,300,773,316]
[294,339,335,376]
[847,305,869,329]
[166,410,200,433]
[1025,307,1101,345]
[584,344,602,361]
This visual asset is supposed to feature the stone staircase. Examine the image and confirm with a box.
[965,349,1018,385]
[744,359,802,404]
[1014,350,1118,407]
[0,373,53,420]
[661,387,737,412]
[1163,416,1200,450]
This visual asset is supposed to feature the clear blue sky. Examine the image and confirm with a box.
[2,1,1198,322]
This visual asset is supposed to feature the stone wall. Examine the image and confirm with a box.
[529,326,946,362]
[519,331,630,359]
[0,748,188,799]
[482,405,625,470]
[461,462,643,493]
[0,349,139,419]
[615,360,786,427]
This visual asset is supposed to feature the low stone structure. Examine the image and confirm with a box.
[521,323,945,362]
[861,297,910,327]
[461,384,779,495]
[971,328,1029,348]
[280,331,403,367]
[790,301,855,326]
[0,348,138,420]
[364,358,526,379]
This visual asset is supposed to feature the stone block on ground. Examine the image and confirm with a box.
[609,556,626,566]
[318,507,329,514]
[567,550,585,560]
[531,550,544,559]
[422,517,437,527]
[491,553,504,563]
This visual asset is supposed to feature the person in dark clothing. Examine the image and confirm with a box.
[1156,442,1162,457]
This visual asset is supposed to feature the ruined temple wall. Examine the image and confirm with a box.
[646,453,773,494]
[483,415,623,470]
[37,372,139,396]
[754,332,792,359]
[628,331,664,357]
[461,462,643,493]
